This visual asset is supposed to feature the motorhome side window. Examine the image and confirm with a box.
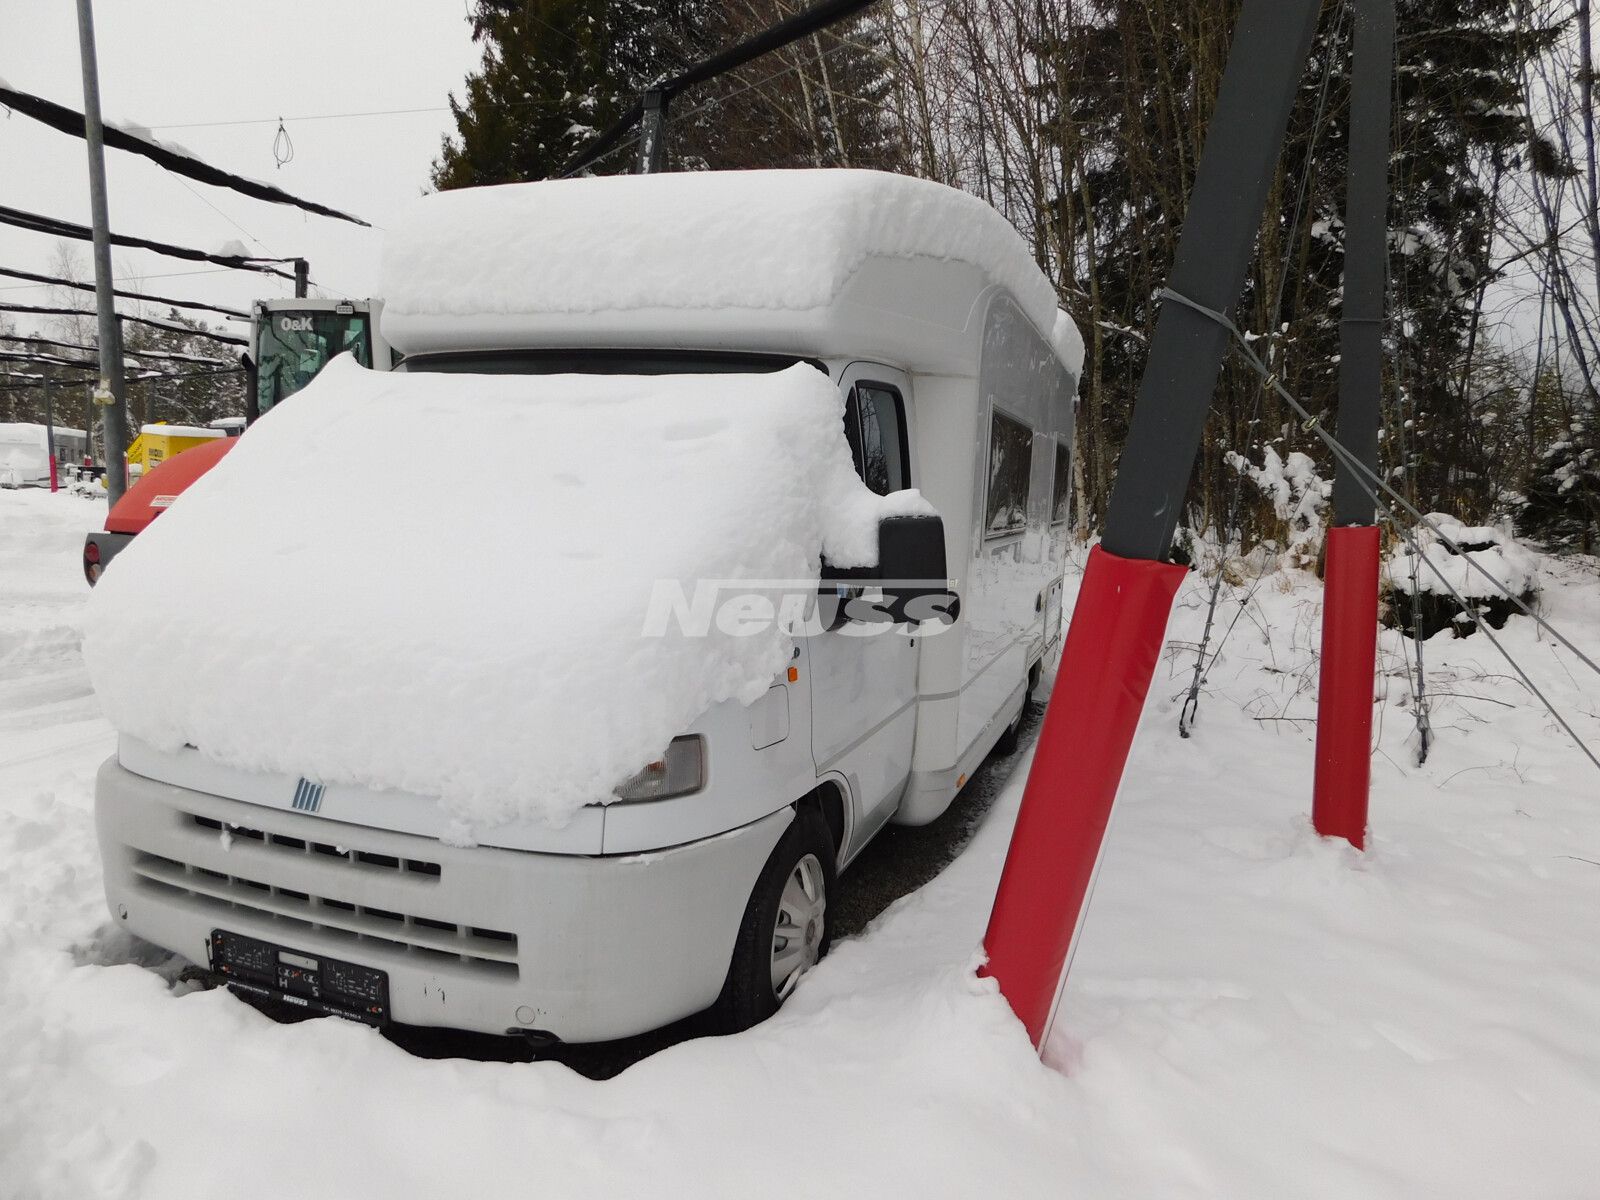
[1052,439,1071,525]
[985,408,1033,538]
[844,383,908,496]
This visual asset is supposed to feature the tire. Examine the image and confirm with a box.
[710,807,836,1033]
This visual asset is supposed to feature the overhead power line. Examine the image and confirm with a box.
[0,350,99,370]
[0,364,245,393]
[0,265,247,320]
[558,34,858,180]
[557,0,883,177]
[0,301,247,346]
[0,204,300,283]
[0,81,369,227]
[1,334,233,369]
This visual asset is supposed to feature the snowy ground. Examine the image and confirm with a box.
[3,487,1598,1199]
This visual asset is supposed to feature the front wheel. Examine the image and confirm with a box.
[710,807,836,1033]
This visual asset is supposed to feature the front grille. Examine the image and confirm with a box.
[130,846,518,977]
[191,815,441,877]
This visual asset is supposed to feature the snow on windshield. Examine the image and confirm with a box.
[82,357,926,830]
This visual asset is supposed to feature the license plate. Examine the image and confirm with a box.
[210,929,390,1026]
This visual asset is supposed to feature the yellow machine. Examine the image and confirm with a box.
[125,423,225,476]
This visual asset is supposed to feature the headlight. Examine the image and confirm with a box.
[613,735,705,802]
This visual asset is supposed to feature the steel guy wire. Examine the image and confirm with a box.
[1154,285,1600,774]
[1157,284,1600,683]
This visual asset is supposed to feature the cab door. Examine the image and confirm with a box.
[808,364,921,846]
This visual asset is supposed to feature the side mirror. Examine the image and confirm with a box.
[820,514,960,625]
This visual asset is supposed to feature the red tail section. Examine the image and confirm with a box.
[104,437,237,535]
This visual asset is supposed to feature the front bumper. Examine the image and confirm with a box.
[95,758,789,1041]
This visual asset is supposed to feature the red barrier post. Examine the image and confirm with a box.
[49,456,59,493]
[1311,524,1381,848]
[980,546,1186,1048]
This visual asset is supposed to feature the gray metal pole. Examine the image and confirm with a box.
[1330,0,1396,526]
[44,371,57,491]
[75,0,129,506]
[293,258,309,299]
[1099,0,1324,562]
[635,90,669,175]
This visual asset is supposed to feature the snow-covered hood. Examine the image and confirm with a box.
[83,357,914,830]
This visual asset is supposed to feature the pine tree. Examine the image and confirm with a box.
[432,0,902,188]
[432,0,712,188]
[1030,0,1563,537]
[1516,366,1600,552]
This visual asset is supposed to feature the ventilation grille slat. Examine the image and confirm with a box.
[191,815,442,879]
[131,850,517,975]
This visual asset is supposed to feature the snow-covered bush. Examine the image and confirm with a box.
[1224,446,1331,569]
[1515,415,1599,553]
[1383,513,1538,639]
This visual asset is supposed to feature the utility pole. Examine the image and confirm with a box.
[44,369,58,493]
[83,380,95,468]
[1313,0,1396,850]
[293,259,309,299]
[75,0,129,506]
[635,89,669,174]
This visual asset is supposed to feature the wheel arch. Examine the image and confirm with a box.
[795,776,850,866]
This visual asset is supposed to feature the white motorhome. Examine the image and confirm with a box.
[92,170,1081,1043]
[0,421,88,487]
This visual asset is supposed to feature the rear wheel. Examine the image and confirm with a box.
[711,807,836,1032]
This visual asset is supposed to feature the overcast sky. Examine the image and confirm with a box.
[0,4,1562,361]
[1,1,482,328]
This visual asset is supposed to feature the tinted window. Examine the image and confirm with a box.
[1052,440,1071,525]
[256,310,371,415]
[985,408,1033,538]
[845,383,908,496]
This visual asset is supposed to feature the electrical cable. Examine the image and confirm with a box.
[0,265,248,320]
[174,178,276,260]
[0,334,233,369]
[272,119,294,169]
[1155,284,1600,773]
[558,35,858,180]
[0,302,247,346]
[0,81,368,226]
[555,0,883,178]
[0,365,245,393]
[1158,284,1600,680]
[0,204,300,282]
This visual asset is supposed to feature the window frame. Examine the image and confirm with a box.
[983,403,1035,542]
[1050,435,1072,527]
[845,380,912,495]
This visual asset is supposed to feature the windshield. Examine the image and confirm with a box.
[399,349,813,377]
[256,310,371,415]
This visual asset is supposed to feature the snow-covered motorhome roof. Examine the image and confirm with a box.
[0,422,86,442]
[382,170,1084,378]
